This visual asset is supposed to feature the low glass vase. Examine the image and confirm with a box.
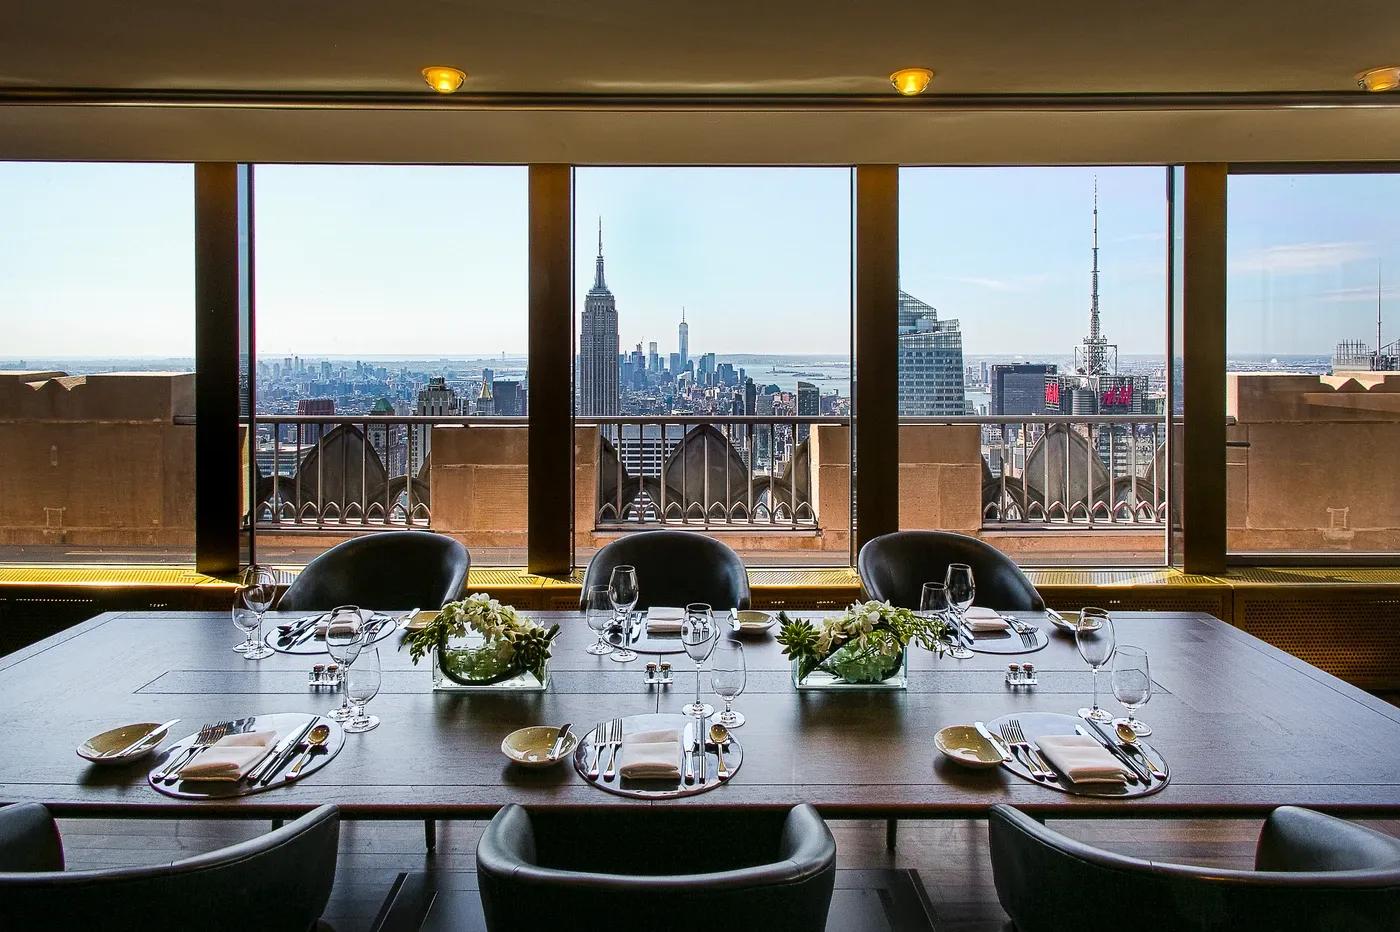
[791,647,908,691]
[431,631,550,692]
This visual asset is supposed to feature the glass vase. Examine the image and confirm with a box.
[791,648,908,691]
[431,631,550,692]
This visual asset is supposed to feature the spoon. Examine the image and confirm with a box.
[287,723,331,779]
[708,723,732,781]
[1114,722,1167,779]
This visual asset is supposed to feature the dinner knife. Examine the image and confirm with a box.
[259,716,320,786]
[105,718,181,759]
[682,723,695,784]
[549,723,573,761]
[248,722,304,783]
[697,716,708,785]
[1076,721,1151,784]
[974,721,1013,763]
[277,614,321,645]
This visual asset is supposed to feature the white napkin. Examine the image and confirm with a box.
[1034,734,1128,784]
[646,607,685,634]
[177,730,277,781]
[315,613,364,639]
[962,607,1011,632]
[617,728,682,780]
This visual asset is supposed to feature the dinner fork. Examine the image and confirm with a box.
[997,722,1042,780]
[153,720,231,782]
[602,718,624,781]
[586,720,611,780]
[1006,720,1057,781]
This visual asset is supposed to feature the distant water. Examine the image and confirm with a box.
[718,355,851,396]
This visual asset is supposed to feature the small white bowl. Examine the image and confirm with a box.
[732,610,776,636]
[935,725,1004,770]
[501,726,578,768]
[77,722,172,766]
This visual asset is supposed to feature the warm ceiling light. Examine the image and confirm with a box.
[889,67,935,96]
[421,66,467,94]
[1357,66,1400,92]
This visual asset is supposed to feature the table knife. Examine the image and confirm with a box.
[277,614,320,645]
[549,723,573,760]
[106,718,181,758]
[697,716,708,785]
[974,721,1013,763]
[248,723,303,783]
[1076,721,1151,785]
[259,716,320,786]
[682,723,695,784]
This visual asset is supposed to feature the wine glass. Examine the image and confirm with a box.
[230,605,259,654]
[608,565,640,663]
[236,565,276,660]
[325,605,366,723]
[1075,607,1117,723]
[711,641,747,728]
[584,585,614,656]
[680,603,717,718]
[1111,644,1153,736]
[943,565,977,660]
[922,581,969,660]
[344,647,382,734]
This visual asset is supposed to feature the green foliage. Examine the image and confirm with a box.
[777,601,949,684]
[402,593,559,681]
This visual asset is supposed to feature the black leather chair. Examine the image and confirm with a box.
[0,803,339,931]
[578,530,751,611]
[277,531,469,613]
[989,804,1400,931]
[477,804,835,931]
[857,530,1044,612]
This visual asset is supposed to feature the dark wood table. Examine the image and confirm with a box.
[4,610,1400,820]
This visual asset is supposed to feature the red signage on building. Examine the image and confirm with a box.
[1044,381,1060,406]
[1100,383,1134,408]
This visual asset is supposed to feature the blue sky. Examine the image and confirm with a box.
[2,163,1396,360]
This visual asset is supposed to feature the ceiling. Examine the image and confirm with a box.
[2,0,1397,96]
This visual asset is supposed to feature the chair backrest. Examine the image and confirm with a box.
[578,530,751,611]
[989,804,1400,932]
[0,804,339,932]
[857,530,1044,611]
[477,803,835,931]
[278,531,470,612]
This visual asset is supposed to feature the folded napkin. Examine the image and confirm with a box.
[617,728,682,780]
[315,614,364,639]
[1034,734,1128,785]
[962,607,1011,633]
[646,607,685,635]
[177,730,277,782]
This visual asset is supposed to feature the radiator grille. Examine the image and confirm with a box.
[1236,594,1400,689]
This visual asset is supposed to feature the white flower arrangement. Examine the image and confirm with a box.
[404,593,559,684]
[778,599,949,683]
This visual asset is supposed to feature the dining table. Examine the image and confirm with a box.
[3,609,1400,822]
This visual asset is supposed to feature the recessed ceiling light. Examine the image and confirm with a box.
[889,67,935,96]
[1357,66,1400,92]
[421,66,467,94]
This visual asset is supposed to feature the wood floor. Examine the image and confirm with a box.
[53,815,1400,931]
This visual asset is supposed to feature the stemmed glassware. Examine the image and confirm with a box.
[344,647,382,734]
[326,605,366,723]
[234,565,276,660]
[1075,607,1117,723]
[711,641,747,728]
[921,582,969,659]
[943,565,977,660]
[584,585,614,656]
[681,603,717,718]
[1111,644,1153,736]
[608,565,640,663]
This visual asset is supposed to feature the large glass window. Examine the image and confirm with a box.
[0,162,195,564]
[1226,172,1400,556]
[574,167,852,567]
[898,167,1170,566]
[251,165,528,565]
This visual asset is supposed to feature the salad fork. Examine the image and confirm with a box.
[1007,720,1057,781]
[153,720,231,782]
[602,718,625,781]
[586,720,611,780]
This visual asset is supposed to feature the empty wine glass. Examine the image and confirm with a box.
[944,565,977,660]
[1075,607,1117,723]
[584,585,614,656]
[923,581,970,660]
[344,647,381,734]
[235,565,276,660]
[711,641,747,728]
[608,565,640,663]
[325,605,366,723]
[681,603,717,718]
[231,605,259,654]
[1111,644,1153,736]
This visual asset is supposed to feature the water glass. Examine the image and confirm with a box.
[923,580,970,660]
[230,605,259,654]
[344,647,382,734]
[711,641,747,728]
[584,585,614,656]
[1075,606,1117,723]
[681,603,717,718]
[326,605,366,722]
[608,565,640,663]
[235,565,276,660]
[1111,644,1153,736]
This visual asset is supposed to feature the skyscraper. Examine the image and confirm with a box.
[647,341,659,372]
[896,290,968,416]
[578,219,620,416]
[796,380,819,443]
[992,364,1057,416]
[413,376,457,470]
[678,307,689,369]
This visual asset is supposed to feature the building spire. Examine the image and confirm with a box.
[593,216,607,291]
[1078,176,1110,376]
[1378,262,1385,367]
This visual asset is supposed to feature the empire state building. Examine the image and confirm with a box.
[579,219,620,416]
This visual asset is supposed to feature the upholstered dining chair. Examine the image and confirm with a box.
[857,530,1045,612]
[989,803,1400,931]
[277,530,470,613]
[477,803,836,931]
[0,803,339,931]
[577,529,751,611]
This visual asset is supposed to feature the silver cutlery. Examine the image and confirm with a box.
[998,722,1041,779]
[1078,717,1151,784]
[602,718,624,781]
[105,718,180,759]
[153,720,231,782]
[975,721,1013,763]
[549,723,573,761]
[1002,720,1056,781]
[586,720,610,780]
[697,716,708,785]
[682,723,695,784]
[1008,721,1058,781]
[1114,722,1168,780]
[253,715,319,785]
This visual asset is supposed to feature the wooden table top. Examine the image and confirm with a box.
[3,609,1399,820]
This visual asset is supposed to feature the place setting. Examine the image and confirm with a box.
[143,712,346,799]
[921,565,1049,657]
